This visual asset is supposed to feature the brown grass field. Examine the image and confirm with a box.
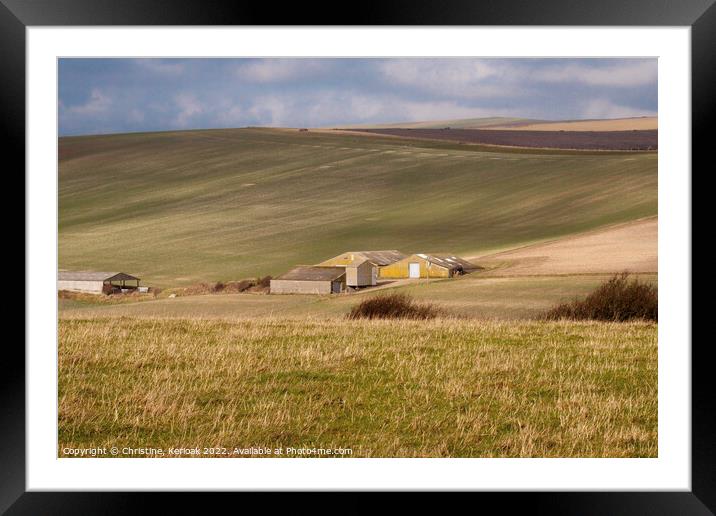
[58,317,657,458]
[474,217,657,276]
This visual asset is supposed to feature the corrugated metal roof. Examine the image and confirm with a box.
[412,254,479,270]
[277,266,346,282]
[338,250,406,266]
[345,258,372,267]
[58,271,140,281]
[429,254,480,270]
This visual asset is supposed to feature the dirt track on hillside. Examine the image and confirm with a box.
[472,218,657,276]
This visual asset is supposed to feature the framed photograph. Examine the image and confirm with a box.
[6,0,710,512]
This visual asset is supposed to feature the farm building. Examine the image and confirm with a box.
[344,259,377,287]
[318,250,405,284]
[270,266,347,295]
[58,271,142,294]
[379,254,479,279]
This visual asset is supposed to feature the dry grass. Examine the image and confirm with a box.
[474,218,657,276]
[160,277,272,297]
[58,317,657,458]
[544,273,657,322]
[58,290,158,305]
[347,293,439,320]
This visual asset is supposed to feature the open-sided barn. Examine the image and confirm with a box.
[58,271,141,294]
[270,266,347,294]
[379,254,479,279]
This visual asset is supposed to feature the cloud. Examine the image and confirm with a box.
[580,98,657,119]
[127,108,145,124]
[64,89,112,115]
[246,96,290,126]
[134,59,185,75]
[58,58,659,135]
[379,59,522,99]
[235,59,329,83]
[533,60,657,87]
[242,90,521,128]
[386,99,516,122]
[216,105,244,125]
[173,93,203,127]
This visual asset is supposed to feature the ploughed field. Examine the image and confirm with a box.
[58,317,657,458]
[346,128,658,151]
[474,217,657,277]
[59,128,657,286]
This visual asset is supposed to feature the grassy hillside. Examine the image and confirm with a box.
[59,128,657,286]
[59,317,657,457]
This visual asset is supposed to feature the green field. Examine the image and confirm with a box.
[59,317,657,458]
[59,128,657,287]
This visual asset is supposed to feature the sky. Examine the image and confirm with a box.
[58,58,657,136]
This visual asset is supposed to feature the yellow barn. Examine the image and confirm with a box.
[379,254,479,279]
[318,250,406,285]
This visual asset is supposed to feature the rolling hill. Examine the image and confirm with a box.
[487,116,658,132]
[328,117,540,130]
[330,116,657,131]
[59,127,657,286]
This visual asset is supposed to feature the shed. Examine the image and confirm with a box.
[58,271,141,294]
[270,266,346,295]
[379,254,479,279]
[344,259,377,287]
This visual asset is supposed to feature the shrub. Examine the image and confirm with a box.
[347,293,440,320]
[544,273,657,322]
[223,280,253,293]
[256,275,272,288]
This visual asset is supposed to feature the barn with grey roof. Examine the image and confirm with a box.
[58,271,141,294]
[270,266,347,295]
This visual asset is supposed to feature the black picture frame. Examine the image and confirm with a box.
[5,0,709,513]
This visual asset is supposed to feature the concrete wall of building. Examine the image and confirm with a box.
[270,279,333,294]
[346,262,376,286]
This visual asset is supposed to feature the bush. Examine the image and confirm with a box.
[347,293,440,320]
[223,280,253,293]
[256,275,272,288]
[544,273,657,322]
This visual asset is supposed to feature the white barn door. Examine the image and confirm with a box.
[409,262,421,278]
